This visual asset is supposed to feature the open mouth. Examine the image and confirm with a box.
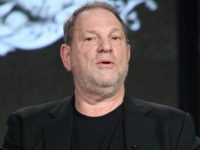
[97,60,114,68]
[101,61,112,64]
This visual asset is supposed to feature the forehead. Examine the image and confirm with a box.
[74,8,123,32]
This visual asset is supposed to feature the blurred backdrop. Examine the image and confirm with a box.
[0,0,199,144]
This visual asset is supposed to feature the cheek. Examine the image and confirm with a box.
[122,45,130,61]
[80,46,97,64]
[115,47,129,61]
[72,49,94,70]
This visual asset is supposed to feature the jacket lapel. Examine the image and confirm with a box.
[42,95,160,150]
[43,95,74,150]
[124,96,160,150]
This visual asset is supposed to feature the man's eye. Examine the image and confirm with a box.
[84,37,98,45]
[112,37,120,40]
[85,37,95,41]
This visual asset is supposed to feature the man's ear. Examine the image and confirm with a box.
[60,44,72,71]
[127,43,131,62]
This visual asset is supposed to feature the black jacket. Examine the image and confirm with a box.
[3,95,200,150]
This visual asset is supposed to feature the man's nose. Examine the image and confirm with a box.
[97,38,112,53]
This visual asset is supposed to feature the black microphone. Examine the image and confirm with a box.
[132,144,137,150]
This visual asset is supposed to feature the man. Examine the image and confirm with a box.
[3,2,200,150]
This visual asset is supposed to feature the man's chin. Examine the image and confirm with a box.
[93,78,120,88]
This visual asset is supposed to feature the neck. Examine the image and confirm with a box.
[74,85,125,117]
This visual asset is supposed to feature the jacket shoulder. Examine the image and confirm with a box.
[125,97,200,149]
[127,96,186,117]
[12,95,73,119]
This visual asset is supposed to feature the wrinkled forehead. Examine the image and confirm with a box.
[74,8,123,31]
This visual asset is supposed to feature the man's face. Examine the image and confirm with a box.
[63,8,130,96]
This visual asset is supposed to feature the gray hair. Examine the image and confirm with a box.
[63,2,129,45]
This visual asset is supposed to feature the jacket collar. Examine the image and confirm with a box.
[43,95,74,150]
[43,95,157,150]
[124,95,159,150]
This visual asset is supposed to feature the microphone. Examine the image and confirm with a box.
[132,144,137,150]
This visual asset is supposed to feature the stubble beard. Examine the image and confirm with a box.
[73,62,129,100]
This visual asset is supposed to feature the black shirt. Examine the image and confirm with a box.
[72,103,125,150]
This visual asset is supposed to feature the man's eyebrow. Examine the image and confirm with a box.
[83,30,98,35]
[83,28,122,35]
[110,28,122,32]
